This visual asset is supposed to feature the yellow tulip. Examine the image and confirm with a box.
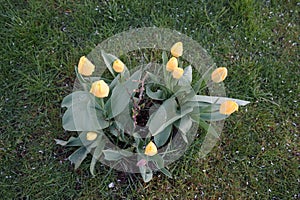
[90,80,109,98]
[171,42,183,57]
[144,141,158,156]
[172,67,184,79]
[86,132,97,141]
[219,101,239,115]
[211,67,228,83]
[166,57,178,72]
[78,56,95,76]
[113,59,125,73]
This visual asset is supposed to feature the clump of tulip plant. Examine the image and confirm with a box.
[56,42,250,182]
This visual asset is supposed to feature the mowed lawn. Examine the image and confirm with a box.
[0,0,299,199]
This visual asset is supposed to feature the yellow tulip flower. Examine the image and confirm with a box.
[211,67,228,83]
[144,141,158,156]
[90,80,109,98]
[86,132,97,141]
[166,57,178,72]
[113,59,125,73]
[78,56,95,76]
[220,100,239,115]
[172,67,184,79]
[171,42,183,57]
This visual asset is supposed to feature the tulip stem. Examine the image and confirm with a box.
[98,98,105,110]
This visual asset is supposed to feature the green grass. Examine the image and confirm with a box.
[0,0,299,199]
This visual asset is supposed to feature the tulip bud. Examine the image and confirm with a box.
[166,57,178,72]
[78,56,95,76]
[144,141,158,156]
[211,67,228,83]
[86,132,97,141]
[172,67,184,79]
[113,59,125,73]
[90,80,109,98]
[220,101,239,115]
[171,42,183,57]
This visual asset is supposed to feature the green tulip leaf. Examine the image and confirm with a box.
[198,119,220,158]
[154,125,172,147]
[145,83,170,100]
[151,154,164,169]
[54,136,82,147]
[160,167,173,178]
[114,105,135,134]
[62,91,109,131]
[108,69,142,118]
[102,149,133,161]
[146,71,160,83]
[178,65,192,85]
[90,135,106,176]
[101,50,116,77]
[68,146,89,170]
[162,51,168,86]
[148,97,194,136]
[200,112,228,121]
[139,165,153,183]
[175,115,193,143]
[101,51,130,79]
[189,95,250,106]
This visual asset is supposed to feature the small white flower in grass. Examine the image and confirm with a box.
[108,182,114,188]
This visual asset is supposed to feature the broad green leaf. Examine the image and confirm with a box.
[102,149,133,161]
[162,51,168,65]
[139,165,153,183]
[148,98,194,136]
[151,154,164,169]
[160,168,173,178]
[101,50,116,77]
[189,95,250,106]
[198,119,219,139]
[109,74,120,90]
[198,103,220,112]
[148,98,176,135]
[119,149,134,157]
[146,71,160,83]
[172,84,195,103]
[178,65,192,85]
[74,66,89,91]
[198,119,220,158]
[55,131,101,148]
[200,112,228,121]
[61,91,85,108]
[101,51,130,79]
[90,135,106,176]
[149,155,173,178]
[162,51,168,86]
[146,83,164,100]
[176,115,193,143]
[154,125,172,147]
[54,137,82,147]
[192,77,205,94]
[62,91,109,131]
[68,146,88,169]
[114,105,135,134]
[102,149,123,161]
[183,101,225,122]
[109,70,142,118]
